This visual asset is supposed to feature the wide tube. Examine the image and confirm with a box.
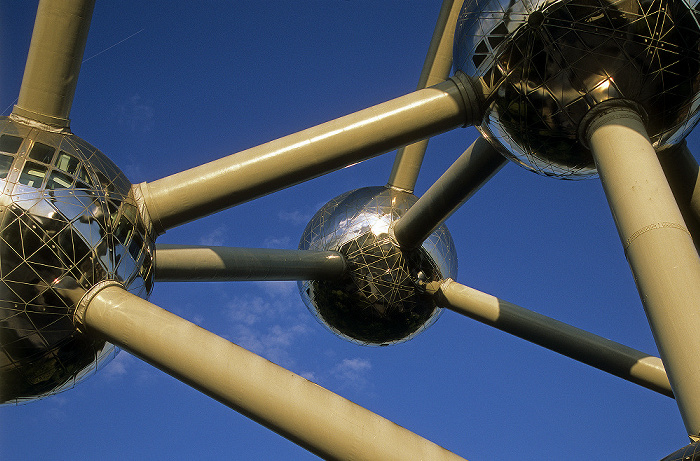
[393,136,506,249]
[75,283,466,461]
[428,279,673,397]
[154,244,346,282]
[12,0,95,128]
[585,105,700,435]
[136,77,482,234]
[387,0,466,192]
[657,141,700,250]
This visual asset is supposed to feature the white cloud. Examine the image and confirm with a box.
[121,156,145,183]
[299,371,317,381]
[117,94,154,133]
[264,236,292,248]
[224,282,311,370]
[199,225,227,246]
[278,210,312,226]
[255,280,297,298]
[227,295,271,325]
[100,350,135,380]
[231,322,310,369]
[330,357,372,391]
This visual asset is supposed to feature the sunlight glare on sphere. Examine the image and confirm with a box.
[454,0,700,178]
[298,186,457,346]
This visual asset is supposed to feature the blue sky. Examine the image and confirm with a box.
[0,1,695,459]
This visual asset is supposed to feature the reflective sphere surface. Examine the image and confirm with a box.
[0,117,155,404]
[660,441,700,461]
[454,0,700,178]
[298,186,457,345]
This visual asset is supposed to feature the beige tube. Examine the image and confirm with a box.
[136,76,482,234]
[74,283,466,461]
[657,142,700,251]
[393,137,506,249]
[12,0,95,128]
[387,0,466,192]
[585,104,700,435]
[428,279,672,397]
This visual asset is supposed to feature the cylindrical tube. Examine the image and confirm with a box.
[12,0,95,128]
[393,136,506,249]
[585,105,700,435]
[76,284,466,461]
[657,142,700,251]
[154,245,346,282]
[387,0,466,192]
[429,279,672,397]
[136,77,482,234]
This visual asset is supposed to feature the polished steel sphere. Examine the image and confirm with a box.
[660,441,700,461]
[0,117,154,404]
[298,186,457,346]
[454,0,700,178]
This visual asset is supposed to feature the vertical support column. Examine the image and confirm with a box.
[12,0,95,128]
[584,105,700,436]
[387,0,465,192]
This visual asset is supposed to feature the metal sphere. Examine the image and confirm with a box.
[660,441,700,461]
[0,117,155,404]
[454,0,700,178]
[298,186,457,346]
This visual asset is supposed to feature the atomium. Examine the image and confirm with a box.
[5,0,700,459]
[0,117,154,404]
[298,186,457,345]
[454,0,700,178]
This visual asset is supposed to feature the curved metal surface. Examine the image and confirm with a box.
[0,117,154,404]
[298,186,457,345]
[454,0,700,178]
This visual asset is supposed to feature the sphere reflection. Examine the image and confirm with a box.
[0,117,155,404]
[454,0,700,178]
[298,186,457,346]
[660,441,700,461]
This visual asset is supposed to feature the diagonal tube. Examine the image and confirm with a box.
[427,279,673,398]
[154,244,346,282]
[393,136,506,249]
[387,0,466,192]
[74,282,467,461]
[135,76,483,235]
[12,0,95,129]
[583,104,700,435]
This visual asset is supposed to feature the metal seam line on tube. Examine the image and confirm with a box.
[12,0,95,129]
[584,103,700,436]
